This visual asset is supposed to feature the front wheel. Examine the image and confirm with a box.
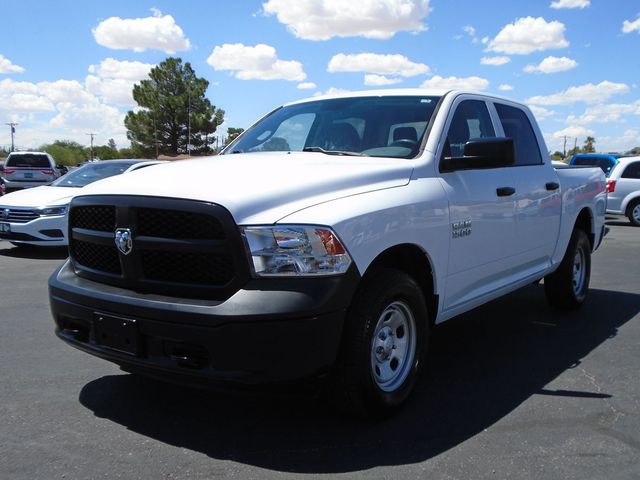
[544,229,591,309]
[627,200,640,226]
[329,269,429,417]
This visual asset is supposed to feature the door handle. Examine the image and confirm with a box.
[496,186,516,197]
[546,182,560,191]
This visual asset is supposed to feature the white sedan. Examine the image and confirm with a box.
[0,160,160,247]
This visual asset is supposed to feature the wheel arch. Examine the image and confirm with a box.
[574,207,595,250]
[362,243,438,325]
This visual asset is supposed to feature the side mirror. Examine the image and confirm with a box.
[440,138,515,173]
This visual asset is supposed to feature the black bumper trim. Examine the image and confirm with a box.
[49,261,360,385]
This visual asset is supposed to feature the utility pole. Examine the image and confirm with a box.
[5,122,18,151]
[86,132,96,160]
[562,136,568,159]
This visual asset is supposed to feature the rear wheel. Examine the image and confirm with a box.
[544,229,591,309]
[329,268,429,417]
[627,200,640,226]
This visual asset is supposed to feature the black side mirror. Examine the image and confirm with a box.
[441,138,515,173]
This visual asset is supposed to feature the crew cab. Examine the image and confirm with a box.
[49,90,607,416]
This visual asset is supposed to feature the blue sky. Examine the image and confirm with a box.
[1,0,639,154]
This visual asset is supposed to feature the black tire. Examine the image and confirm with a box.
[544,229,591,309]
[329,268,429,417]
[627,200,640,226]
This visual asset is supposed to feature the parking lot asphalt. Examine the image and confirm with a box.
[0,218,638,480]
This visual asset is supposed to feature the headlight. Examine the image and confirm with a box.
[37,205,68,216]
[242,225,352,276]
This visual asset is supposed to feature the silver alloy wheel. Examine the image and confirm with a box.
[632,204,640,224]
[370,300,417,393]
[572,244,586,296]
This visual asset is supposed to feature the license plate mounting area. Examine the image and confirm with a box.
[93,313,141,356]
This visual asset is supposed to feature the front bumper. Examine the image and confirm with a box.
[49,260,359,386]
[0,215,67,246]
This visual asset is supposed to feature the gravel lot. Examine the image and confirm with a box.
[1,218,639,480]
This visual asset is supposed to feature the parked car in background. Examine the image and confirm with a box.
[606,156,640,226]
[569,153,626,176]
[1,151,62,193]
[0,160,161,247]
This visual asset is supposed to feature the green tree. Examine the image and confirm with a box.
[226,127,244,145]
[107,138,117,151]
[628,146,640,155]
[40,140,88,166]
[124,57,224,157]
[583,136,596,153]
[550,151,565,161]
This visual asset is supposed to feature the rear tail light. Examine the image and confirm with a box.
[606,179,616,193]
[41,169,54,175]
[3,168,15,174]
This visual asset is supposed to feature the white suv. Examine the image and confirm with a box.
[2,151,61,193]
[606,156,640,226]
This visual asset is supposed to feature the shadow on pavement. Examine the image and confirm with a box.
[0,244,68,260]
[79,286,640,473]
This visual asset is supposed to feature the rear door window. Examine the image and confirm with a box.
[621,162,640,179]
[495,103,542,166]
[6,154,50,168]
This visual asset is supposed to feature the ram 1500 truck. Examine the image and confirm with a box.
[49,90,607,416]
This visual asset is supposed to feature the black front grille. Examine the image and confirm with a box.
[137,208,225,239]
[68,195,249,299]
[71,206,115,232]
[141,250,234,285]
[71,240,121,275]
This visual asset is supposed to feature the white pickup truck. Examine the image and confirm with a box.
[49,89,607,416]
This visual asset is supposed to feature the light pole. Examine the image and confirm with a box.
[86,132,96,160]
[5,122,18,151]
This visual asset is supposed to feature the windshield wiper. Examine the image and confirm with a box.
[303,146,368,157]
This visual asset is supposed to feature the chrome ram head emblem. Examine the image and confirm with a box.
[114,228,133,255]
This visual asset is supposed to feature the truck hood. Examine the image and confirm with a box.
[0,185,75,208]
[77,152,413,224]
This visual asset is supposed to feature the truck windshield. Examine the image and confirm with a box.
[224,96,440,159]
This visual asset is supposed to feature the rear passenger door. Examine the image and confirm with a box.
[493,102,561,275]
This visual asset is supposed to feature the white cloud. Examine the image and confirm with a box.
[498,84,514,91]
[328,53,430,77]
[364,74,403,86]
[523,56,578,74]
[92,10,190,53]
[527,81,630,105]
[481,56,511,66]
[88,58,154,81]
[0,54,25,74]
[0,77,128,147]
[566,101,640,125]
[262,0,431,40]
[552,125,595,139]
[207,43,306,81]
[598,129,640,153]
[313,87,351,97]
[86,58,154,105]
[420,75,489,91]
[487,17,569,55]
[622,17,640,34]
[528,105,555,119]
[550,0,590,9]
[297,82,317,90]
